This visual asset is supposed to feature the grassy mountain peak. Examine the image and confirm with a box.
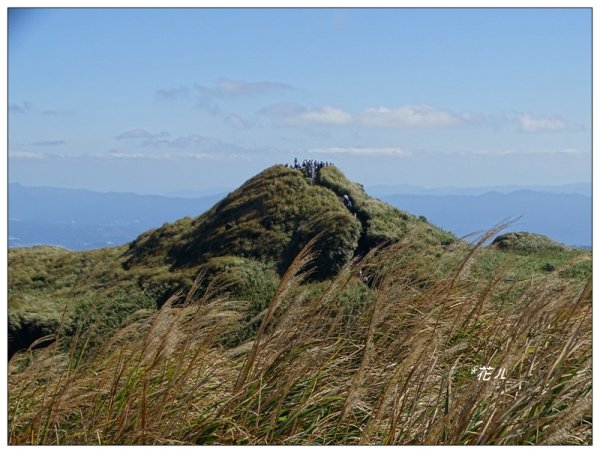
[8,164,592,445]
[123,164,454,279]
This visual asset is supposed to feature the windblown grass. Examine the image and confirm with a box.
[8,228,591,445]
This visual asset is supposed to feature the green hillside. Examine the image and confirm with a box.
[7,164,592,445]
[8,164,592,357]
[8,165,455,355]
[123,165,455,275]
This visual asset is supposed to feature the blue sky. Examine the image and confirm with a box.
[8,7,592,194]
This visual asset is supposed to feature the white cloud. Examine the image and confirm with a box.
[225,114,254,129]
[216,78,292,97]
[10,146,255,162]
[470,149,517,156]
[155,85,190,100]
[299,106,353,126]
[529,148,583,156]
[104,151,219,161]
[115,129,171,140]
[468,148,583,157]
[194,78,293,99]
[309,147,412,157]
[105,151,152,159]
[43,109,72,117]
[260,104,352,126]
[9,151,47,159]
[114,131,222,149]
[261,103,479,129]
[184,152,221,160]
[259,103,580,134]
[555,148,581,155]
[517,113,568,133]
[359,105,473,128]
[169,135,211,148]
[112,129,262,157]
[31,140,66,147]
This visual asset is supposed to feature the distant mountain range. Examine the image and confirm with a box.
[8,183,225,250]
[8,181,592,250]
[379,191,591,248]
[366,182,591,197]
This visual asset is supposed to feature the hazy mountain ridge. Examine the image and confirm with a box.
[8,183,225,249]
[367,182,591,197]
[8,166,592,445]
[9,165,585,357]
[8,181,591,249]
[380,190,591,248]
[8,164,456,356]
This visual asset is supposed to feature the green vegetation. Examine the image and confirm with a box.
[8,165,463,357]
[124,166,363,278]
[491,232,569,254]
[8,236,591,445]
[8,245,156,356]
[7,164,592,445]
[318,165,456,251]
[477,232,592,283]
[199,256,280,345]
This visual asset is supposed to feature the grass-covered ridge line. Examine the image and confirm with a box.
[8,165,591,359]
[9,235,591,445]
[124,165,363,278]
[9,165,591,358]
[124,165,457,276]
[7,164,592,444]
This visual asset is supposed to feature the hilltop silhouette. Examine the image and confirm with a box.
[8,163,586,358]
[123,163,455,280]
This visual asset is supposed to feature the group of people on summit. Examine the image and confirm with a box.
[286,158,354,213]
[286,158,333,184]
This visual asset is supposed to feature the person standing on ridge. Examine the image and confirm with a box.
[342,194,352,210]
